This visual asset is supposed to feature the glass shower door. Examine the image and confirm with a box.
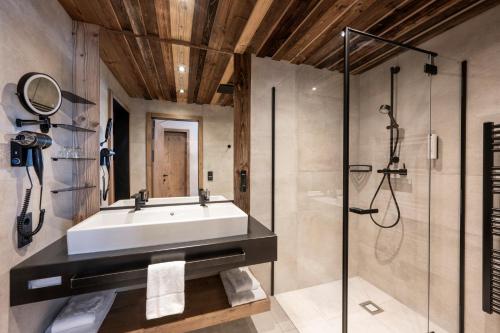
[346,30,437,333]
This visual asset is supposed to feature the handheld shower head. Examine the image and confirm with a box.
[378,104,391,114]
[378,105,399,128]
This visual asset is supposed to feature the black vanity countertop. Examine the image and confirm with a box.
[11,216,277,306]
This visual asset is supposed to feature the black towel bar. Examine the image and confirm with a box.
[70,250,246,290]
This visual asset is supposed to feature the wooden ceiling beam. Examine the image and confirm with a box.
[196,0,256,104]
[312,0,414,68]
[352,0,500,74]
[100,31,147,97]
[246,0,293,55]
[257,0,321,58]
[123,0,163,99]
[210,0,274,105]
[188,0,210,104]
[272,0,350,61]
[339,0,481,72]
[322,0,440,70]
[170,0,195,103]
[290,0,379,65]
[154,0,178,102]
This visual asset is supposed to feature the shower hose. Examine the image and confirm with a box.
[368,127,401,228]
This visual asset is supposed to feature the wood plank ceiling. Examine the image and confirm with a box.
[58,0,500,105]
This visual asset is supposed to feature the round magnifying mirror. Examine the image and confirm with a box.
[17,73,62,116]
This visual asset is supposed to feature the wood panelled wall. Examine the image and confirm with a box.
[72,22,101,223]
[233,53,251,213]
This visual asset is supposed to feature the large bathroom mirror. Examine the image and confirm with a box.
[100,48,235,208]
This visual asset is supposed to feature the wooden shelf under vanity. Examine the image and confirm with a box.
[99,275,270,333]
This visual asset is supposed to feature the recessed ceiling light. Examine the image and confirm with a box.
[179,88,185,94]
[178,65,186,73]
[312,87,317,91]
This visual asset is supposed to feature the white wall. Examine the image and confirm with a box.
[0,0,74,332]
[158,120,199,196]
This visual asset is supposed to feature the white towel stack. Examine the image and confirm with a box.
[45,290,116,333]
[146,261,186,320]
[220,267,266,307]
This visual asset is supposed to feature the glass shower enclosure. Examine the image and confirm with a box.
[271,27,460,333]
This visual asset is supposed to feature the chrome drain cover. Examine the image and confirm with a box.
[359,301,384,315]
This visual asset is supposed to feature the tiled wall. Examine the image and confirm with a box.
[250,56,361,294]
[0,0,75,331]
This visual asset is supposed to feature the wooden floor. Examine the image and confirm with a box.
[99,275,270,333]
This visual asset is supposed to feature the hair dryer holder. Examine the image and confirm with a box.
[11,133,50,248]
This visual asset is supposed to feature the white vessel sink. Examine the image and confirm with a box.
[67,202,248,255]
[109,195,229,207]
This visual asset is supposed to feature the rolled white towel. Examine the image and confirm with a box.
[220,267,260,293]
[221,274,266,307]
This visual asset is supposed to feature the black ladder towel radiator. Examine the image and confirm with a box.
[483,122,500,315]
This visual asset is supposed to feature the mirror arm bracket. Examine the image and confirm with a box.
[15,116,51,133]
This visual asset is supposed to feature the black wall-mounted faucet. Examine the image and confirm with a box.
[199,188,210,206]
[131,189,148,211]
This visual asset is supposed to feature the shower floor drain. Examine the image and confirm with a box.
[359,301,384,315]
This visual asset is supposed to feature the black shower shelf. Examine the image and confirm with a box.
[51,157,96,161]
[51,185,95,194]
[52,123,96,133]
[349,164,372,173]
[349,207,378,215]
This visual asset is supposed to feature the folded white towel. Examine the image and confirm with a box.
[221,274,266,307]
[221,267,261,293]
[146,261,185,319]
[146,292,185,320]
[46,290,116,333]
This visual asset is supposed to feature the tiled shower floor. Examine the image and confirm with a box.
[275,277,449,333]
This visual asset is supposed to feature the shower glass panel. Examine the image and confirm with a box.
[256,55,344,332]
[346,30,438,333]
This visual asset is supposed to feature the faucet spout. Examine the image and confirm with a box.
[131,190,148,211]
[199,188,210,206]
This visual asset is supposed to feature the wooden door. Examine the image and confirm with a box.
[154,130,188,197]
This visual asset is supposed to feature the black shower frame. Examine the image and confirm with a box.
[342,27,464,333]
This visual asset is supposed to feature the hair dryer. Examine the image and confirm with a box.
[12,131,52,246]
